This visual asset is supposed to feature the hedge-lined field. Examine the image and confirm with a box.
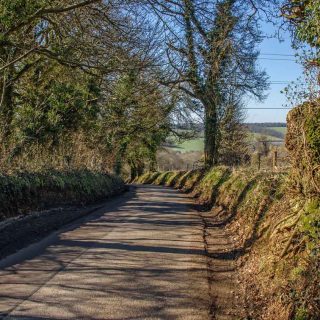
[134,168,319,319]
[0,170,124,221]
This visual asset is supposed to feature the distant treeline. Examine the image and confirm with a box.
[176,122,286,130]
[246,123,287,128]
[175,122,287,140]
[246,123,286,140]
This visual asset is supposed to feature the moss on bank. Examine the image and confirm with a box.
[0,170,124,221]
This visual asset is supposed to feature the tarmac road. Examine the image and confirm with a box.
[0,185,210,320]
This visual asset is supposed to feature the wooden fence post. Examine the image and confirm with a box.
[273,150,278,171]
[258,153,261,171]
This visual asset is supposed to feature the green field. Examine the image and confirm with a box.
[270,127,287,134]
[169,138,204,153]
[249,132,283,142]
[168,126,286,153]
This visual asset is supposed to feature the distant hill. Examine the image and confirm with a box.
[245,123,287,140]
[245,122,286,128]
[168,123,287,153]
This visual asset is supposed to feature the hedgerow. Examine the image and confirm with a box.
[0,170,124,221]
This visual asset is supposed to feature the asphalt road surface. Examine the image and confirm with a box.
[0,185,210,320]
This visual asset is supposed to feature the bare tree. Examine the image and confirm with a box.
[146,0,268,167]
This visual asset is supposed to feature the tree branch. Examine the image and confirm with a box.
[4,0,101,36]
[0,47,37,72]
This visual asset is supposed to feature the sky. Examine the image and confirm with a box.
[245,23,304,123]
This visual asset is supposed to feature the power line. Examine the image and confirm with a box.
[270,81,291,83]
[258,57,296,61]
[260,53,296,57]
[239,56,296,61]
[244,108,292,110]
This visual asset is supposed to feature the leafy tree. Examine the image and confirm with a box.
[0,1,176,174]
[276,1,320,109]
[11,63,97,151]
[1,0,267,174]
[281,1,318,45]
[100,70,172,177]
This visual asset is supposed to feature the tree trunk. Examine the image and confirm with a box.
[137,162,144,176]
[149,160,157,172]
[130,160,144,181]
[113,141,128,176]
[130,163,137,181]
[0,72,14,142]
[204,101,218,168]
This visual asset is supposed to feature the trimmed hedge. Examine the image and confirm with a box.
[0,170,124,221]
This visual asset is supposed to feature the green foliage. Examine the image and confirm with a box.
[14,71,91,144]
[294,2,320,49]
[294,307,309,320]
[0,1,176,177]
[305,109,320,163]
[153,172,174,185]
[107,71,172,177]
[283,1,320,57]
[194,167,230,203]
[133,172,161,184]
[166,171,186,187]
[300,199,320,254]
[0,0,45,29]
[286,102,320,196]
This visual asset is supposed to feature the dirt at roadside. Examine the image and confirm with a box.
[197,206,245,320]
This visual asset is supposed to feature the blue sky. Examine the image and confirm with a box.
[245,23,304,123]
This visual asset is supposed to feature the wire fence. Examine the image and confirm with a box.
[249,149,291,172]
